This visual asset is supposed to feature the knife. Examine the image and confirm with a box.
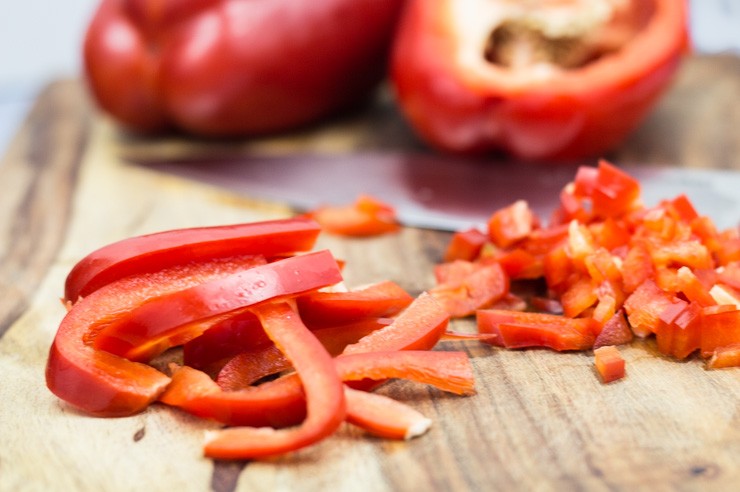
[132,152,740,231]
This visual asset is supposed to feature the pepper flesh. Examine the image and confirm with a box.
[391,0,689,160]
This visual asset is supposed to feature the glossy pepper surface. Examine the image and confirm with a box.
[83,0,405,135]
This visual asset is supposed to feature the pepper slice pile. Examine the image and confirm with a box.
[436,159,740,372]
[46,218,475,459]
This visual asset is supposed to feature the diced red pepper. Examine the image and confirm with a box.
[430,262,509,318]
[487,200,538,248]
[594,346,626,383]
[706,344,740,369]
[700,307,740,358]
[444,228,488,262]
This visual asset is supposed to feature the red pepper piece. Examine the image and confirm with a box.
[591,160,641,219]
[306,194,400,237]
[343,292,450,354]
[593,310,633,349]
[430,262,509,318]
[297,281,413,327]
[594,346,626,383]
[477,310,598,351]
[623,279,678,337]
[700,307,740,358]
[487,200,538,248]
[344,387,431,440]
[46,255,264,417]
[64,217,320,303]
[204,302,346,459]
[444,228,488,262]
[92,250,343,361]
[706,344,740,369]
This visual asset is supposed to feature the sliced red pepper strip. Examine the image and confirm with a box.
[46,255,264,417]
[430,261,509,318]
[297,281,413,327]
[342,292,449,354]
[160,350,474,427]
[203,302,346,460]
[344,387,431,440]
[92,250,343,361]
[64,217,321,303]
[306,194,400,237]
[477,310,598,351]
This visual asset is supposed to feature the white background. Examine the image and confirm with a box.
[1,0,739,155]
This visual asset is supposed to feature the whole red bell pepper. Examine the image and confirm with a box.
[391,0,689,160]
[83,0,405,135]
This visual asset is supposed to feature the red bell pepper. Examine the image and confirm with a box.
[344,387,431,440]
[83,0,405,135]
[91,250,343,362]
[391,0,689,160]
[46,254,264,417]
[64,217,321,303]
[430,261,509,318]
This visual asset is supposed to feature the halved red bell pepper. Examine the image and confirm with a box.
[391,0,689,160]
[64,217,321,303]
[91,250,343,362]
[46,254,264,417]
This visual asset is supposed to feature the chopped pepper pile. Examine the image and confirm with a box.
[434,159,740,376]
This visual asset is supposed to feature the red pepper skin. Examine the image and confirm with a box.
[46,255,263,417]
[92,250,343,361]
[64,217,320,304]
[390,0,689,160]
[83,0,405,136]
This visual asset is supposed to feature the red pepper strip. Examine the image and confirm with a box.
[344,387,431,440]
[160,350,474,427]
[342,292,449,354]
[477,310,598,351]
[217,318,392,390]
[64,217,321,303]
[46,255,264,417]
[203,301,346,460]
[92,250,343,362]
[297,281,413,327]
[429,262,509,318]
[306,194,400,237]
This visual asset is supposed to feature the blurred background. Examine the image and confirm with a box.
[1,0,739,156]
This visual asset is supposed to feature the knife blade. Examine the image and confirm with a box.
[132,152,740,231]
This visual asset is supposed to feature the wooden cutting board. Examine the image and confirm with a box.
[1,55,739,492]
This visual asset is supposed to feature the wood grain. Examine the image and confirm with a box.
[1,56,740,492]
